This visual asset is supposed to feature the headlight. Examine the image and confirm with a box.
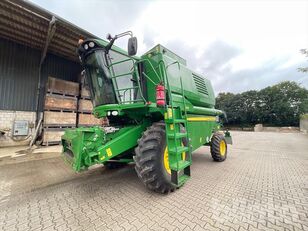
[107,111,111,116]
[89,42,95,48]
[111,111,118,116]
[84,44,89,50]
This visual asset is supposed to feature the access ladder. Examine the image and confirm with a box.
[161,60,192,187]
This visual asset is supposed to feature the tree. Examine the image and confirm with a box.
[216,92,237,124]
[259,81,308,126]
[216,81,308,126]
[298,49,308,73]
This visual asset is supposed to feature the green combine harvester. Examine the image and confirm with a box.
[62,31,232,193]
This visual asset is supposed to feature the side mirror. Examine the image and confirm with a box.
[128,37,137,56]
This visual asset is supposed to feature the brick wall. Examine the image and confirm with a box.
[0,110,36,147]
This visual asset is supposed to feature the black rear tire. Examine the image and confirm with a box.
[134,122,175,194]
[210,132,227,162]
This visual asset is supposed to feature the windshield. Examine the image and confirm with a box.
[85,50,117,106]
[84,48,142,107]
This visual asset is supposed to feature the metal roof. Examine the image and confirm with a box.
[0,0,99,62]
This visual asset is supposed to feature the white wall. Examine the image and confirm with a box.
[0,110,36,147]
[300,117,308,134]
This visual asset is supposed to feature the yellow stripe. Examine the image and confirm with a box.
[187,117,216,122]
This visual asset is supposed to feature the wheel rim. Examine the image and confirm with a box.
[163,147,171,174]
[220,140,226,156]
[164,145,186,175]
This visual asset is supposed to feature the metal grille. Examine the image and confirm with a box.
[192,74,208,95]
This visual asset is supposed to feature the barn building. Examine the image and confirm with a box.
[0,0,100,146]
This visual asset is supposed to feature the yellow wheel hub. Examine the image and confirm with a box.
[219,140,226,157]
[164,145,186,175]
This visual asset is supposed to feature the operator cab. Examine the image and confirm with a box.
[77,32,145,109]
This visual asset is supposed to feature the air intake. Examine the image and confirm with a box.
[192,74,208,95]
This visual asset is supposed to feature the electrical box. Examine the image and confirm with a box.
[13,120,29,136]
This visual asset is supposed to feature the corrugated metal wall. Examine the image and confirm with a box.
[0,38,39,111]
[0,38,82,111]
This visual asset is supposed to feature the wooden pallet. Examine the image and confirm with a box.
[41,77,82,146]
[43,124,76,129]
[42,140,62,146]
[77,112,109,126]
[78,117,109,127]
[44,94,77,111]
[47,77,79,96]
[43,111,77,127]
[78,124,100,127]
[78,99,93,112]
[42,129,65,146]
[78,111,92,114]
[80,87,91,99]
[44,109,77,113]
[78,113,102,126]
[45,91,78,98]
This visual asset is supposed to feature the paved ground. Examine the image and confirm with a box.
[0,131,307,231]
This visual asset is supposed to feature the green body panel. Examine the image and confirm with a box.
[62,126,104,171]
[186,117,219,151]
[96,123,149,162]
[61,37,231,186]
[62,122,148,171]
[141,45,216,111]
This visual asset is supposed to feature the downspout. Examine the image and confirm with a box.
[35,15,57,126]
[31,16,56,148]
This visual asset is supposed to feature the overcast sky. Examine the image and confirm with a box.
[30,0,308,94]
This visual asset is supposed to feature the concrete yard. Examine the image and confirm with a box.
[0,131,307,231]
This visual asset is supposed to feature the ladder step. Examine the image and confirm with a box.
[167,132,187,139]
[178,174,190,187]
[171,168,191,186]
[165,119,186,124]
[168,146,189,155]
[170,160,191,171]
[174,119,186,123]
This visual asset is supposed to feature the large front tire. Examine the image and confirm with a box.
[134,122,175,194]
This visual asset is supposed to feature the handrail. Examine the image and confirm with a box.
[106,55,147,104]
[107,58,133,68]
[121,99,144,103]
[168,61,191,166]
[135,59,162,83]
[141,72,158,86]
[106,56,178,105]
[132,61,147,103]
[158,60,178,168]
[158,59,191,170]
[165,61,188,120]
[116,86,139,91]
[110,72,134,79]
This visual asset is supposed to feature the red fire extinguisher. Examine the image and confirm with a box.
[156,84,165,107]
